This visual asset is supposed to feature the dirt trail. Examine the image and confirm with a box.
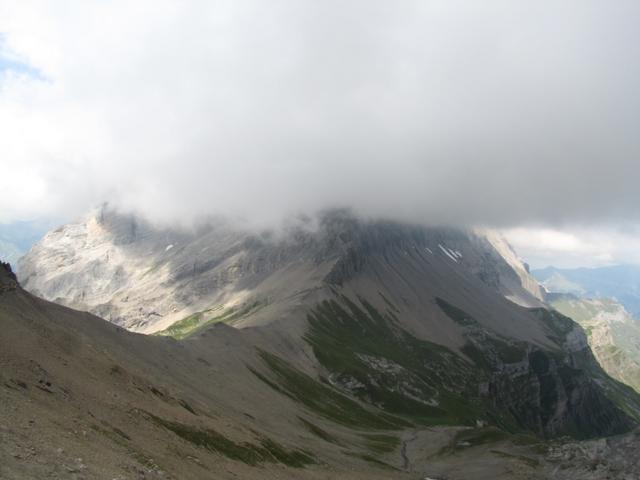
[400,429,421,471]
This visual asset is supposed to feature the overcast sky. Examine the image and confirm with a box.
[1,1,639,267]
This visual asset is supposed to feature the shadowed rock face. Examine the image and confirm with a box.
[487,342,631,438]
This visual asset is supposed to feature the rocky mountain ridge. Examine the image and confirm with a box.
[5,210,640,478]
[18,208,544,334]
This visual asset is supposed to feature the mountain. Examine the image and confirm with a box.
[477,228,545,305]
[6,211,640,478]
[534,264,640,394]
[18,207,545,334]
[533,265,640,319]
[545,294,640,393]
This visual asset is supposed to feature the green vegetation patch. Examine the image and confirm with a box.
[253,349,408,430]
[156,301,266,339]
[453,427,510,447]
[91,423,161,471]
[146,413,314,467]
[439,427,541,456]
[360,433,400,454]
[343,451,399,471]
[304,296,485,426]
[298,417,341,445]
[435,297,478,327]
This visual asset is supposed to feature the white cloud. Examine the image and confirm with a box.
[503,225,640,269]
[0,1,639,231]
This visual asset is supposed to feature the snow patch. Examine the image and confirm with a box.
[438,244,458,262]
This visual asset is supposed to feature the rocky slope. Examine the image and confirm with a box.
[477,228,545,306]
[2,261,421,480]
[6,211,640,478]
[3,257,640,479]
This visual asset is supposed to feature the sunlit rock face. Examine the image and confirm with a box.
[18,207,542,334]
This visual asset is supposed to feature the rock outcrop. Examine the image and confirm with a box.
[0,262,18,292]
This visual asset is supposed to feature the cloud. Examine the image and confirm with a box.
[504,225,640,269]
[1,1,639,229]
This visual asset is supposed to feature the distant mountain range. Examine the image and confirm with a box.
[546,293,640,393]
[533,265,640,319]
[533,265,640,395]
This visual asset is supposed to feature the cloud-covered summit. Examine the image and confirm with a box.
[1,1,639,229]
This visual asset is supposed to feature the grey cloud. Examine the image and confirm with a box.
[1,0,639,229]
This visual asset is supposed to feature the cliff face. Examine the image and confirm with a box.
[476,228,546,306]
[18,208,542,334]
[18,208,337,332]
[485,310,636,438]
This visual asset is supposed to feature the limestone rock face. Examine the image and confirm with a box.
[18,208,337,332]
[476,228,546,306]
[18,208,543,333]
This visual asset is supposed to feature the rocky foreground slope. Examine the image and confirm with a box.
[4,212,640,478]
